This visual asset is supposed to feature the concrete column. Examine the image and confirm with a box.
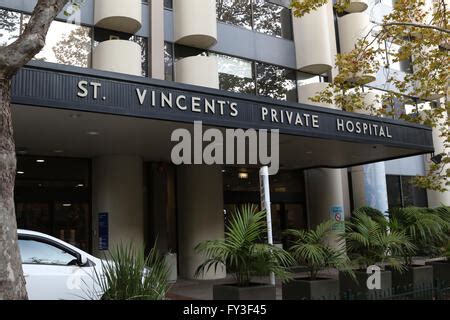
[350,92,389,215]
[426,114,450,207]
[174,38,222,279]
[92,155,144,257]
[299,75,348,245]
[149,0,165,80]
[305,168,346,249]
[351,163,389,215]
[177,165,226,280]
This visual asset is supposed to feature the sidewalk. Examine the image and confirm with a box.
[166,269,339,300]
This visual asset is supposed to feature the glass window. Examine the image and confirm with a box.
[164,0,173,9]
[0,9,22,46]
[386,175,402,209]
[217,1,293,39]
[211,53,256,95]
[256,62,297,102]
[217,0,252,30]
[164,42,174,81]
[132,35,149,77]
[24,17,93,68]
[15,156,91,252]
[174,44,207,61]
[19,239,77,265]
[253,1,293,39]
[386,175,428,208]
[401,176,428,207]
[297,72,324,87]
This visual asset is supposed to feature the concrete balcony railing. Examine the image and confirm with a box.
[92,40,142,76]
[340,0,368,13]
[292,4,334,74]
[338,12,372,54]
[94,0,142,34]
[175,55,219,89]
[173,0,217,49]
[338,13,376,84]
[298,82,336,109]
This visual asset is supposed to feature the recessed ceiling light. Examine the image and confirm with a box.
[62,203,72,207]
[76,184,84,188]
[238,172,249,179]
[38,183,43,187]
[53,150,64,154]
[36,159,45,163]
[86,131,99,136]
[17,171,25,175]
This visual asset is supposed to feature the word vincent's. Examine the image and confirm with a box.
[135,88,239,117]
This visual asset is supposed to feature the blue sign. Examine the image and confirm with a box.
[330,206,345,232]
[98,212,109,251]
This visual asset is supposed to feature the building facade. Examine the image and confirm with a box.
[0,0,447,280]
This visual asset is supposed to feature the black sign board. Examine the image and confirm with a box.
[11,61,433,152]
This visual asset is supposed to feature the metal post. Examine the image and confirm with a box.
[259,166,275,285]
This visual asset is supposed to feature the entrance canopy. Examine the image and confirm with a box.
[11,61,433,169]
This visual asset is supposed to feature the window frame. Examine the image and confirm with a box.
[216,0,293,40]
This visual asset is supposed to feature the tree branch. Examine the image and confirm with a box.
[0,0,69,79]
[380,21,450,35]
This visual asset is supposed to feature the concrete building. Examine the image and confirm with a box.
[1,0,447,281]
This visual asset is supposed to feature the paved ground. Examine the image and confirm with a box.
[166,269,339,300]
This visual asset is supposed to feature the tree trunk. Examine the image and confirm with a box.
[0,78,27,300]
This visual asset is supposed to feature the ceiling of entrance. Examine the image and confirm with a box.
[12,104,430,169]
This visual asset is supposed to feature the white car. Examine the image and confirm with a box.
[17,229,104,300]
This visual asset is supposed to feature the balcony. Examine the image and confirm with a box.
[92,40,142,76]
[292,4,334,74]
[94,0,142,34]
[173,0,217,49]
[175,56,219,89]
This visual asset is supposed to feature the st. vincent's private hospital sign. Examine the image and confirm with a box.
[11,63,433,152]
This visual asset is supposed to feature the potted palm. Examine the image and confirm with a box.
[282,220,353,300]
[339,207,412,300]
[195,204,295,300]
[88,242,171,300]
[426,206,450,287]
[388,207,448,297]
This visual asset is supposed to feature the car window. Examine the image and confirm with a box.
[18,239,77,266]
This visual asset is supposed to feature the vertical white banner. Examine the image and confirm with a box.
[259,166,275,285]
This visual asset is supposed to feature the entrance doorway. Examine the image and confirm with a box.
[223,167,307,248]
[14,156,91,252]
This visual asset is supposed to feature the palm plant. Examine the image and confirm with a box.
[194,204,295,287]
[285,220,353,280]
[389,207,449,265]
[343,207,414,272]
[88,242,170,300]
